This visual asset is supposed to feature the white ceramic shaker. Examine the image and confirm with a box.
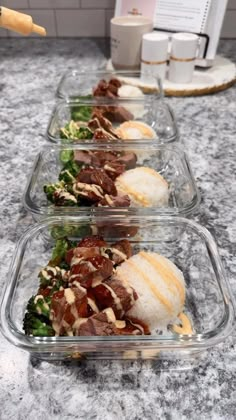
[141,32,169,81]
[169,32,199,83]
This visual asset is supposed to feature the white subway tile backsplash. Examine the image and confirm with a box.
[56,9,105,36]
[8,9,56,36]
[1,1,236,38]
[81,0,115,9]
[1,0,29,8]
[105,8,114,37]
[29,0,80,8]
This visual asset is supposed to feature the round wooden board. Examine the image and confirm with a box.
[106,55,236,97]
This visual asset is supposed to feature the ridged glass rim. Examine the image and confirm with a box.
[0,215,235,353]
[46,99,179,144]
[22,143,200,218]
[56,69,163,100]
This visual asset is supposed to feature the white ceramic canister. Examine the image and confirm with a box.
[110,15,153,70]
[141,32,169,81]
[169,32,199,83]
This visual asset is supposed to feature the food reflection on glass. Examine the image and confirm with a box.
[23,235,192,337]
[43,149,169,209]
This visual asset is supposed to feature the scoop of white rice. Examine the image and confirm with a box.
[115,167,169,207]
[116,251,185,331]
[117,85,146,118]
[117,121,156,140]
[118,84,144,99]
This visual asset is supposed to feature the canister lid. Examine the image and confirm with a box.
[171,32,199,59]
[142,32,169,62]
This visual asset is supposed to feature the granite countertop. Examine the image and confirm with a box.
[0,38,236,420]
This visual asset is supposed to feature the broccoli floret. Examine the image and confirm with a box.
[23,312,54,337]
[26,295,50,318]
[61,159,82,178]
[74,127,93,140]
[60,122,93,142]
[58,169,76,184]
[50,238,71,266]
[59,149,74,163]
[23,294,54,337]
[50,224,92,240]
[43,181,65,203]
[71,105,92,122]
[44,181,77,206]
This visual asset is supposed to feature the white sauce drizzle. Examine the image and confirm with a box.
[64,288,75,304]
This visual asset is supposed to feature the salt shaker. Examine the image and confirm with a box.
[169,33,199,83]
[141,32,169,81]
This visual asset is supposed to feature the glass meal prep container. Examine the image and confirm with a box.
[56,69,163,101]
[23,143,200,221]
[46,99,178,144]
[0,216,234,361]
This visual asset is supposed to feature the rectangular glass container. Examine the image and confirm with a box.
[56,70,163,101]
[0,216,234,361]
[23,143,200,221]
[47,99,178,144]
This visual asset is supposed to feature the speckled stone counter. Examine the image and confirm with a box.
[0,38,236,420]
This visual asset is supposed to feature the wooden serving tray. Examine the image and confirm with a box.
[106,55,236,97]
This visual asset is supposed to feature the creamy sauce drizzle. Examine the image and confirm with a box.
[171,313,193,335]
[139,252,185,305]
[125,259,173,313]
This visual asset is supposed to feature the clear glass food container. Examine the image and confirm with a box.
[23,143,200,221]
[56,70,163,101]
[0,216,234,361]
[47,99,178,144]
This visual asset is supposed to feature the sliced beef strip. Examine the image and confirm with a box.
[74,150,93,166]
[69,255,113,289]
[73,181,104,203]
[90,112,120,139]
[103,161,126,180]
[66,246,101,265]
[90,150,119,167]
[116,152,137,169]
[77,168,117,196]
[92,128,117,141]
[109,239,133,265]
[97,193,130,208]
[50,287,88,335]
[77,236,108,248]
[92,78,121,98]
[101,105,134,123]
[92,276,136,318]
[77,312,117,336]
[109,78,122,89]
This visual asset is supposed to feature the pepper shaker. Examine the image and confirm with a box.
[168,33,199,83]
[141,32,169,81]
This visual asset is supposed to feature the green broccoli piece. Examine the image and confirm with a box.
[23,312,54,337]
[61,159,82,178]
[71,105,93,122]
[60,121,93,142]
[50,224,92,240]
[74,126,93,140]
[26,295,50,318]
[44,181,77,206]
[59,149,74,163]
[43,181,65,203]
[58,169,76,184]
[51,238,71,265]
